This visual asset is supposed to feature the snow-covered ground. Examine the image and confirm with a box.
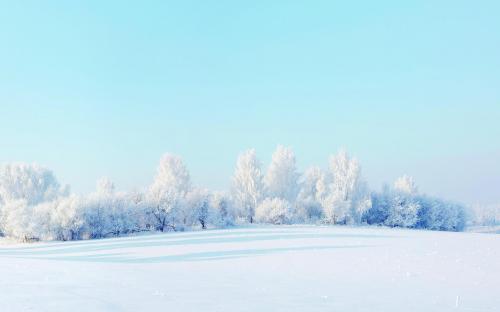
[1,226,499,312]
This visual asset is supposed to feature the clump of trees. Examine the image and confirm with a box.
[0,146,470,242]
[470,203,500,227]
[363,176,466,231]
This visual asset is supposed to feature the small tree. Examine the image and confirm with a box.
[186,189,212,229]
[384,195,420,228]
[211,192,235,227]
[255,198,291,225]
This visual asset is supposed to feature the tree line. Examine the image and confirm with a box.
[0,146,470,242]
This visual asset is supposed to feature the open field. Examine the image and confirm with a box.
[1,226,499,312]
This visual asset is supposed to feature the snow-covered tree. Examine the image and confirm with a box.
[0,163,69,240]
[50,196,85,240]
[298,167,323,203]
[186,188,212,229]
[384,194,420,228]
[231,149,264,223]
[363,178,420,228]
[394,175,418,195]
[363,184,392,225]
[255,198,291,225]
[96,177,115,196]
[82,179,113,238]
[364,176,467,231]
[0,199,36,241]
[0,152,471,241]
[148,154,191,231]
[264,145,300,202]
[211,192,236,227]
[471,203,500,226]
[295,167,324,222]
[319,150,371,224]
[0,163,66,205]
[415,196,466,231]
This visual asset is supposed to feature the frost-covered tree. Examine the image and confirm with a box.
[0,151,471,241]
[186,188,212,229]
[0,163,68,240]
[89,177,136,237]
[363,177,420,228]
[394,175,418,195]
[231,149,264,223]
[211,192,236,227]
[319,150,371,224]
[384,194,420,228]
[82,179,114,238]
[264,145,299,202]
[96,177,115,196]
[415,196,466,231]
[81,178,146,238]
[0,163,66,205]
[382,176,421,228]
[296,166,324,222]
[255,198,291,225]
[363,184,392,225]
[50,196,85,240]
[364,176,467,231]
[0,200,35,241]
[148,154,191,231]
[471,203,500,226]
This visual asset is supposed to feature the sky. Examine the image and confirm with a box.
[0,1,499,205]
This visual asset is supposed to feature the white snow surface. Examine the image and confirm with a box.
[1,225,499,312]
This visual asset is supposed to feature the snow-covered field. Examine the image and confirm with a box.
[1,226,499,312]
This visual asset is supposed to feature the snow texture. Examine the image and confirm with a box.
[1,225,498,312]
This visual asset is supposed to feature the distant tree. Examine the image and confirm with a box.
[231,149,264,223]
[393,175,418,195]
[148,154,191,231]
[186,189,212,229]
[83,179,114,238]
[416,196,466,231]
[50,196,85,240]
[0,199,35,241]
[297,167,323,203]
[255,198,291,225]
[264,145,300,202]
[383,176,421,228]
[0,163,68,240]
[363,185,392,225]
[296,166,324,222]
[0,151,471,241]
[384,194,420,228]
[471,203,500,226]
[364,176,467,231]
[319,150,371,224]
[0,163,65,206]
[211,192,236,227]
[96,177,115,196]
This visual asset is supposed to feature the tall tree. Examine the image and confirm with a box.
[0,163,67,241]
[393,175,418,195]
[264,145,299,202]
[231,149,263,223]
[296,166,324,222]
[320,150,371,224]
[0,163,64,206]
[148,154,191,231]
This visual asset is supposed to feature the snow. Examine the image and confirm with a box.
[1,226,499,312]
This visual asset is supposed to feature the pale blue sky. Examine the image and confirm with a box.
[1,1,499,204]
